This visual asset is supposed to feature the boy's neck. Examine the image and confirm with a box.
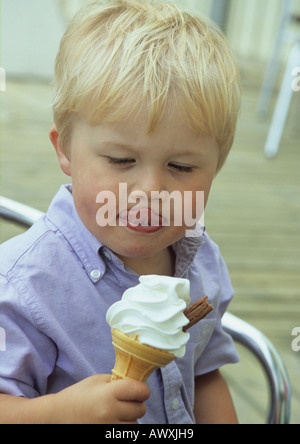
[118,247,175,277]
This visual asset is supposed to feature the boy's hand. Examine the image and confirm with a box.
[53,374,150,424]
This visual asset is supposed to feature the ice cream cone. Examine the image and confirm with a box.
[111,328,175,382]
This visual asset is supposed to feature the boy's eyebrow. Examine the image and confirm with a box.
[100,141,204,158]
[101,141,136,151]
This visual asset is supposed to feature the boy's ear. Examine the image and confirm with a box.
[49,125,71,177]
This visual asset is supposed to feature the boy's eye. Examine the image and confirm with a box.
[107,157,136,166]
[168,163,194,173]
[106,158,193,173]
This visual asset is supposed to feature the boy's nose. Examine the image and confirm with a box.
[130,167,166,198]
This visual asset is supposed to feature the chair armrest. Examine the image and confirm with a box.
[0,196,44,228]
[222,312,292,424]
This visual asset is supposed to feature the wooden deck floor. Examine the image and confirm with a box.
[0,64,299,424]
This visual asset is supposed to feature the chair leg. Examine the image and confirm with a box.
[264,42,300,158]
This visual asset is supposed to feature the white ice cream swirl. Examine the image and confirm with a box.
[106,275,191,358]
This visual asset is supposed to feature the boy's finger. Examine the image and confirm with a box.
[112,379,150,402]
[118,399,147,422]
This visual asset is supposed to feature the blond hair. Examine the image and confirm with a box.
[52,0,241,171]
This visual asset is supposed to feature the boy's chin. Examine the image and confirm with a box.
[113,230,183,258]
[93,224,186,257]
[113,242,164,261]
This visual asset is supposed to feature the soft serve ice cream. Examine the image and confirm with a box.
[106,275,191,359]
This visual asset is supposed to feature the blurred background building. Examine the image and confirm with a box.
[1,0,299,424]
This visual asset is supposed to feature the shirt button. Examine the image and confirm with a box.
[172,398,179,410]
[90,269,102,280]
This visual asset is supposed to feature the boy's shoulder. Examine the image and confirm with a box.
[0,186,76,279]
[0,217,60,278]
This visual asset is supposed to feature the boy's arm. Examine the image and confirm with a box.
[0,375,150,424]
[0,393,57,424]
[194,369,239,424]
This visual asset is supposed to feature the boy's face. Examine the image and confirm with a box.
[50,109,219,272]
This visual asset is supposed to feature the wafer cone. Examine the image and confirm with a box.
[111,328,175,382]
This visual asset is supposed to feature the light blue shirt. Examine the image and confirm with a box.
[0,185,239,424]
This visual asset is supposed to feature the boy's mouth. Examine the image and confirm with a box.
[119,207,166,233]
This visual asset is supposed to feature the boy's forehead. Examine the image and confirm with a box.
[78,108,204,141]
[74,114,217,158]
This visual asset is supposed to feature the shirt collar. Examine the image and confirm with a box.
[47,185,106,283]
[172,224,207,277]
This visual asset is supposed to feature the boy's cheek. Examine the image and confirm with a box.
[72,185,99,222]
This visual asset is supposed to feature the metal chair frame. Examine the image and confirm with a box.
[0,196,292,424]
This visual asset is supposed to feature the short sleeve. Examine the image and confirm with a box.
[0,275,57,398]
[194,251,240,376]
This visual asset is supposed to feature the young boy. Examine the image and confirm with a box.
[0,0,241,424]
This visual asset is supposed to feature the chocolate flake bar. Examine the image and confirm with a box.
[183,297,214,332]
